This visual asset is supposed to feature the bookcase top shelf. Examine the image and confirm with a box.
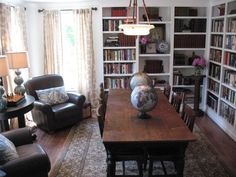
[174,16,207,19]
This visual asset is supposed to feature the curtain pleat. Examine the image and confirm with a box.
[73,9,97,105]
[43,10,63,75]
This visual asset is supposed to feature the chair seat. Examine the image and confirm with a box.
[52,103,81,121]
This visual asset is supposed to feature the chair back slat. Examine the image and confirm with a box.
[96,104,105,137]
[171,92,184,113]
[181,104,196,132]
[163,85,171,100]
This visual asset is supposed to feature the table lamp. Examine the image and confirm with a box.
[6,51,29,95]
[0,55,9,111]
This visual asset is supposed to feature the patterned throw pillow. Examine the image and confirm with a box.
[0,134,19,165]
[36,86,69,105]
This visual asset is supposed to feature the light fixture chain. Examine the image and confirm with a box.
[142,0,151,25]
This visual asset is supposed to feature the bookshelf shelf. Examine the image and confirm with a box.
[104,60,136,64]
[174,32,207,35]
[207,89,219,97]
[174,16,207,19]
[139,54,171,57]
[103,46,136,49]
[221,98,236,110]
[206,0,236,141]
[173,65,194,69]
[174,48,206,51]
[139,21,171,24]
[104,74,133,77]
[103,31,123,34]
[208,75,220,83]
[209,60,221,65]
[147,73,170,76]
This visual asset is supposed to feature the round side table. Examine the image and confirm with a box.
[0,95,35,131]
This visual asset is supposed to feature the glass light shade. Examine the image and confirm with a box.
[0,56,9,77]
[119,24,154,36]
[6,51,29,69]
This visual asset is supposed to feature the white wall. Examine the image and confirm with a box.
[24,0,103,88]
[23,0,210,87]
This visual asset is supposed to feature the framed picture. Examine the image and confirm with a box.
[146,43,156,53]
[148,24,165,42]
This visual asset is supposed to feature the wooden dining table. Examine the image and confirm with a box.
[103,89,196,177]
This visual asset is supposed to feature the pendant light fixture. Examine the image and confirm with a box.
[119,0,154,36]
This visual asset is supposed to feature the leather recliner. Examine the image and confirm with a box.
[0,128,51,177]
[24,74,86,132]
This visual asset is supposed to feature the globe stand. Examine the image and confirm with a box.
[138,111,151,119]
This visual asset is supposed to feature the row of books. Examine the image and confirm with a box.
[174,35,205,48]
[223,70,236,87]
[224,52,236,67]
[173,74,195,85]
[104,63,133,74]
[103,19,123,31]
[104,49,135,61]
[220,101,235,126]
[174,19,206,32]
[111,7,127,17]
[209,63,221,80]
[222,86,236,105]
[227,18,236,32]
[104,36,119,47]
[104,77,130,89]
[211,34,223,48]
[118,34,136,47]
[225,35,236,50]
[210,49,222,63]
[208,78,220,94]
[207,92,218,112]
[104,35,135,47]
[212,19,224,32]
[175,7,198,16]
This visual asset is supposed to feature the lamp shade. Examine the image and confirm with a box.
[0,55,9,76]
[6,51,29,69]
[119,24,154,36]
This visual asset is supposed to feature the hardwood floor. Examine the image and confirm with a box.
[196,115,236,177]
[35,115,236,176]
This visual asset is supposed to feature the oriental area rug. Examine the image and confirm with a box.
[49,118,232,177]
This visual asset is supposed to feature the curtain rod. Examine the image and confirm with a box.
[38,7,97,13]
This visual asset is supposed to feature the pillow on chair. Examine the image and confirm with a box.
[36,86,69,105]
[0,134,19,165]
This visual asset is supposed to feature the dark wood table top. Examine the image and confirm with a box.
[103,89,196,143]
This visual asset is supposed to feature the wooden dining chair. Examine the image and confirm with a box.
[171,92,184,113]
[181,104,196,132]
[147,104,196,177]
[96,104,144,177]
[163,85,171,100]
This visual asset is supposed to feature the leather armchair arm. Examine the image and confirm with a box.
[1,127,33,146]
[67,92,86,107]
[34,100,52,112]
[1,145,51,175]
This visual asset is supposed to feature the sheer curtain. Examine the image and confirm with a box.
[73,9,96,104]
[43,9,97,105]
[0,4,29,128]
[43,10,63,74]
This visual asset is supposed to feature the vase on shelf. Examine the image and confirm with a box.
[140,44,146,54]
[194,67,202,76]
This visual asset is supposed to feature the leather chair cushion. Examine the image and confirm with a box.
[0,135,19,165]
[36,86,69,105]
[3,144,50,176]
[52,103,81,121]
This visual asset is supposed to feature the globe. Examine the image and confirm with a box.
[131,85,158,119]
[129,72,152,90]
